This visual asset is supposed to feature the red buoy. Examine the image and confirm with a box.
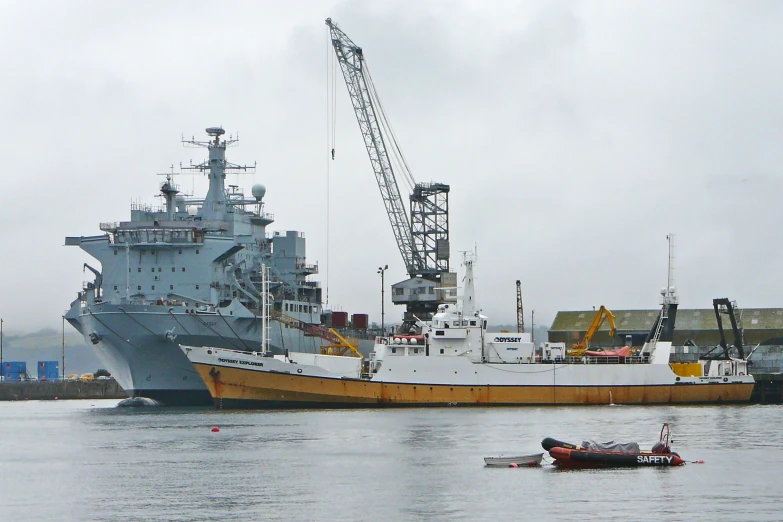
[211,426,220,432]
[509,463,519,468]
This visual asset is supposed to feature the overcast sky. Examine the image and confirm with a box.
[2,0,782,334]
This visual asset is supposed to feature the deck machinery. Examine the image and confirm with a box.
[326,18,455,330]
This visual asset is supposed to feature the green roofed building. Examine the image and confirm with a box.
[549,308,783,348]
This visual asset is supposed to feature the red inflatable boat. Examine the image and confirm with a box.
[544,423,686,468]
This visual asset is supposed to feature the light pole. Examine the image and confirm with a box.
[62,316,65,380]
[377,265,388,332]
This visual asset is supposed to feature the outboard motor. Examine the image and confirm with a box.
[651,441,670,454]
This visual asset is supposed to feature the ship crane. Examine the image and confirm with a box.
[326,17,453,328]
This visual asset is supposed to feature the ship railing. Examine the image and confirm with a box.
[546,355,650,365]
[100,222,120,231]
[296,262,318,272]
[111,228,206,245]
[582,355,648,365]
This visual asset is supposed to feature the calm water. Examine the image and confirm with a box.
[1,400,781,521]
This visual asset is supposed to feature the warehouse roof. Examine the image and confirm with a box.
[550,308,783,332]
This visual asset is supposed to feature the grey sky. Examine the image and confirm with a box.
[2,1,782,334]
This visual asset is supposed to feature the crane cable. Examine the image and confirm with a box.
[364,60,417,192]
[325,26,333,306]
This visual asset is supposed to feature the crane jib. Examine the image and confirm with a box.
[326,18,450,279]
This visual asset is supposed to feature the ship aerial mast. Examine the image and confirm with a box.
[180,127,255,222]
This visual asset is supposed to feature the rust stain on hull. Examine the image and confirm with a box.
[193,364,754,408]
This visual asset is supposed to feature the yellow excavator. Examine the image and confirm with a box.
[568,306,617,357]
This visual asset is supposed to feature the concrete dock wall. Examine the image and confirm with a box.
[0,379,128,401]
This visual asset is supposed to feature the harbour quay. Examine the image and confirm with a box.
[0,378,128,401]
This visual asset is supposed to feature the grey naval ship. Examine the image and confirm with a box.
[65,128,326,405]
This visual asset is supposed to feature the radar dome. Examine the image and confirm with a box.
[175,195,186,213]
[252,184,266,202]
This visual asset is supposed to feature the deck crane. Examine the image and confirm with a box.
[568,306,617,357]
[326,18,453,328]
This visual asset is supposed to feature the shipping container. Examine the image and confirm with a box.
[2,361,27,381]
[38,361,60,381]
[352,313,369,329]
[331,311,348,328]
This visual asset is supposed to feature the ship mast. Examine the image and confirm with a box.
[181,127,254,222]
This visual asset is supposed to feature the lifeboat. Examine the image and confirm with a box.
[544,423,686,468]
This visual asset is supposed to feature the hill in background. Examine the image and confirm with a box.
[2,329,102,377]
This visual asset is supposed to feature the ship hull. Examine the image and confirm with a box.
[190,361,755,409]
[70,303,326,406]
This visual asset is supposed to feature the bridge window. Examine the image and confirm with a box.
[137,268,141,273]
[172,267,176,272]
[151,268,155,273]
[470,320,477,326]
[170,285,173,290]
[113,286,118,291]
[196,249,200,254]
[151,285,155,290]
[435,330,445,336]
[137,286,141,291]
[195,285,200,290]
[182,267,185,272]
[395,288,404,296]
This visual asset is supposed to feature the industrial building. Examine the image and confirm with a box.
[549,307,783,348]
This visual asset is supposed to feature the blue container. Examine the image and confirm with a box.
[38,361,59,381]
[2,362,27,381]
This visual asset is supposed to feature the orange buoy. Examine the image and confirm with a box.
[211,426,220,432]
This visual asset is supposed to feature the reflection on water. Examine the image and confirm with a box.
[1,401,782,521]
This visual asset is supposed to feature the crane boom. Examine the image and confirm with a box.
[569,306,617,356]
[326,18,422,275]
